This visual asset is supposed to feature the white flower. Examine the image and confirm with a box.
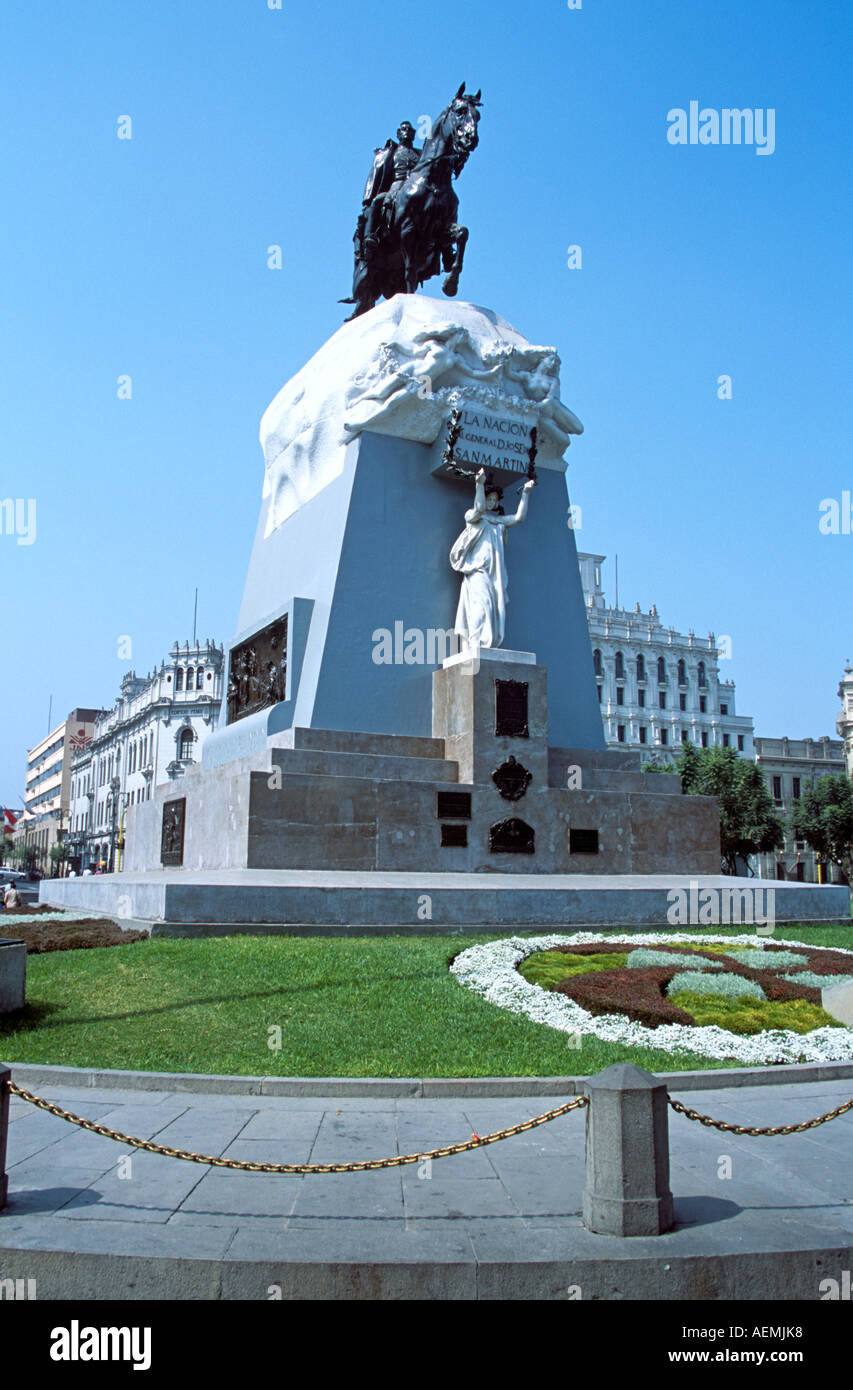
[450,933,853,1065]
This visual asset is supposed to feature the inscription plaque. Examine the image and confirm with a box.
[489,817,535,855]
[491,756,532,801]
[436,791,472,820]
[570,828,599,855]
[161,798,186,867]
[227,614,288,725]
[495,679,529,738]
[441,823,468,848]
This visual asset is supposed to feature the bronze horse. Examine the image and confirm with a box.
[342,83,482,320]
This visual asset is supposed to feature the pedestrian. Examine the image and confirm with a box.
[3,881,22,909]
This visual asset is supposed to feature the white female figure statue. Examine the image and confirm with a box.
[450,467,535,650]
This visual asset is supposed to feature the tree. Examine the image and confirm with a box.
[48,842,70,876]
[648,744,784,875]
[791,774,853,884]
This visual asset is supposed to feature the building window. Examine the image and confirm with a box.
[639,727,647,745]
[593,649,602,677]
[175,668,184,691]
[615,651,625,680]
[196,668,204,690]
[772,776,782,803]
[723,734,730,748]
[720,703,729,716]
[660,729,668,746]
[737,735,745,752]
[699,696,707,714]
[186,668,194,690]
[657,657,666,684]
[677,658,686,685]
[638,689,646,708]
[597,685,602,703]
[681,730,689,743]
[679,693,686,711]
[698,661,707,688]
[701,732,709,748]
[636,654,645,683]
[616,687,625,706]
[617,724,626,743]
[793,777,801,799]
[179,729,195,761]
[658,691,666,710]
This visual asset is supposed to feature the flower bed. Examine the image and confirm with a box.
[450,933,853,1064]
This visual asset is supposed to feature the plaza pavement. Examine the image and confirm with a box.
[2,1072,853,1298]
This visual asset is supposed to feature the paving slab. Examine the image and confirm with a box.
[3,1076,853,1298]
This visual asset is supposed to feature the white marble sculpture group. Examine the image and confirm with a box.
[450,467,535,649]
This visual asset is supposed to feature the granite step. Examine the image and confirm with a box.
[578,769,682,795]
[549,746,644,773]
[269,747,459,785]
[285,727,447,759]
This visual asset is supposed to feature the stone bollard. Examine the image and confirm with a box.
[582,1062,674,1237]
[0,1063,9,1210]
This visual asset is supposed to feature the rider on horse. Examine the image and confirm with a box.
[341,84,481,320]
[361,122,421,255]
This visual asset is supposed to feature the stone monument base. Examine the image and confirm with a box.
[40,654,851,932]
[40,867,850,936]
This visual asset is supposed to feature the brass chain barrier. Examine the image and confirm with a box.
[669,1094,853,1137]
[7,1082,588,1174]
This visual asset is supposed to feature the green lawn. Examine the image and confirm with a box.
[2,925,852,1077]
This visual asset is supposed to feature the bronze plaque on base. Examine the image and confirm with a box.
[495,679,529,738]
[489,817,535,855]
[161,798,186,867]
[226,615,288,725]
[491,756,532,801]
[570,828,599,855]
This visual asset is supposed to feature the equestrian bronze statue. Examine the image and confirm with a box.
[341,83,482,320]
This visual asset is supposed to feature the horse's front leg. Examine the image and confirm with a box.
[398,219,421,294]
[442,224,469,297]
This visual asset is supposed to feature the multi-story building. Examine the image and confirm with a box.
[66,639,224,872]
[752,735,847,884]
[20,709,102,872]
[578,553,754,764]
[837,662,853,778]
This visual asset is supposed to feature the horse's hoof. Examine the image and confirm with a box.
[442,276,459,297]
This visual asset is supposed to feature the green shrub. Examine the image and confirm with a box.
[667,970,766,1000]
[519,950,627,990]
[627,948,722,971]
[731,949,808,970]
[782,971,853,991]
[670,990,842,1036]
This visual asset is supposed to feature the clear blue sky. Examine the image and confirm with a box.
[1,0,850,804]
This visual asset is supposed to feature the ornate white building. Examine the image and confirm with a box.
[837,661,853,778]
[578,553,754,762]
[66,640,224,871]
[753,735,847,883]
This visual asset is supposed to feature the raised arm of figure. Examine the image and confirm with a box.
[465,467,487,523]
[502,478,535,528]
